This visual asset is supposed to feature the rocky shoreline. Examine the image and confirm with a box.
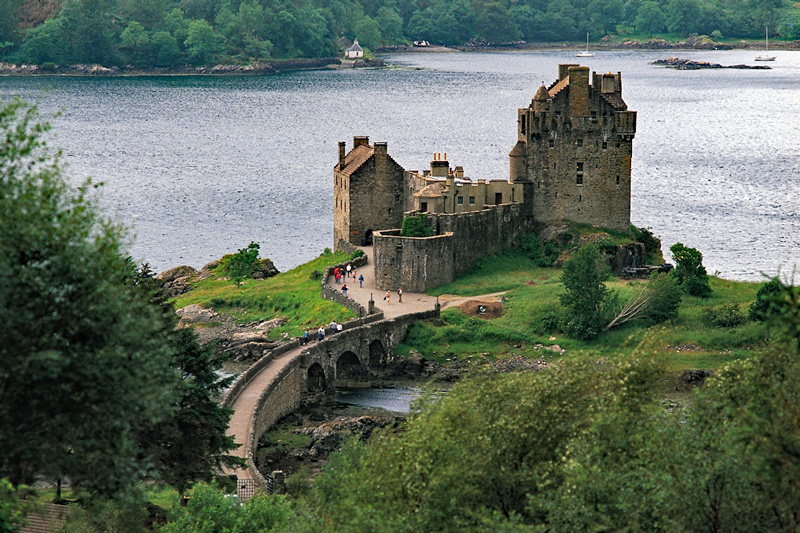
[652,57,772,69]
[0,57,385,76]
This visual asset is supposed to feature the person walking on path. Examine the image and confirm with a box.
[330,320,337,335]
[318,326,325,341]
[334,267,340,284]
[342,283,348,295]
[358,274,364,288]
[397,287,403,303]
[346,264,352,278]
[384,290,391,304]
[304,329,309,345]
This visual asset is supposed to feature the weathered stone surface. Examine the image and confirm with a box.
[252,258,279,279]
[652,57,770,69]
[539,223,574,246]
[158,265,198,284]
[302,416,402,457]
[176,303,218,324]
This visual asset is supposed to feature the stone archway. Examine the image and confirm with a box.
[307,363,326,393]
[364,229,373,246]
[368,339,384,368]
[336,351,367,382]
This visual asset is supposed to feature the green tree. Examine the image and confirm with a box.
[354,15,382,50]
[560,245,614,339]
[160,482,293,532]
[184,19,221,65]
[749,276,783,322]
[130,265,243,495]
[400,213,433,237]
[475,1,520,42]
[0,100,175,496]
[670,242,711,297]
[223,241,261,287]
[634,1,667,34]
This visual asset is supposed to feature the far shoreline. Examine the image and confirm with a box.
[1,37,797,77]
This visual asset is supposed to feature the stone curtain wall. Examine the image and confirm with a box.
[432,202,529,276]
[373,230,455,293]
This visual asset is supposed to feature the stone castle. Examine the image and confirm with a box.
[334,64,637,293]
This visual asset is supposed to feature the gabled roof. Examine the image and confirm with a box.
[347,40,363,53]
[600,92,627,111]
[548,76,570,98]
[337,144,373,177]
[415,183,447,198]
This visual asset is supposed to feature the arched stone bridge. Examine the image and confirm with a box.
[221,251,439,492]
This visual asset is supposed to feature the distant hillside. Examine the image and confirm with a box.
[0,0,797,68]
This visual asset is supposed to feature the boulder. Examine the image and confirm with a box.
[252,258,279,279]
[158,265,198,284]
[176,304,219,324]
[303,416,401,457]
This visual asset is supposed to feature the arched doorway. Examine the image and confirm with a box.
[336,351,367,381]
[307,363,326,393]
[364,229,373,246]
[369,339,384,368]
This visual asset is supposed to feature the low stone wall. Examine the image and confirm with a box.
[373,230,455,293]
[321,255,370,316]
[221,339,302,410]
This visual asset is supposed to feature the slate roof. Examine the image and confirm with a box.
[21,503,68,533]
[347,40,363,53]
[337,144,373,178]
[548,76,570,98]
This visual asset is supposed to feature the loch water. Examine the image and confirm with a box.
[1,49,798,281]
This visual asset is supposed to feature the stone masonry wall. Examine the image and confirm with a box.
[373,230,455,293]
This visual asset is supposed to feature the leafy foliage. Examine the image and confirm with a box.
[560,245,615,339]
[749,276,783,322]
[670,242,712,297]
[400,213,433,237]
[516,232,559,267]
[606,271,682,329]
[222,241,260,287]
[0,99,177,497]
[160,482,293,532]
[2,0,786,66]
[702,302,747,328]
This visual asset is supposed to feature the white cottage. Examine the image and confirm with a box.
[345,39,364,59]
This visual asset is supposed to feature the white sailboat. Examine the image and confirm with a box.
[576,33,594,57]
[755,26,776,61]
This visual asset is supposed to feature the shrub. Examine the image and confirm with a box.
[703,302,746,328]
[749,277,783,322]
[530,305,562,335]
[670,242,711,297]
[221,242,260,287]
[517,233,559,267]
[400,213,433,237]
[309,269,323,280]
[631,226,662,257]
[350,249,365,259]
[560,245,614,340]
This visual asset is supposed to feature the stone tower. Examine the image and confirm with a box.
[509,64,636,232]
[334,136,407,248]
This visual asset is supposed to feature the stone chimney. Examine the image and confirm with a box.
[559,63,579,81]
[374,142,387,177]
[353,135,369,148]
[338,141,346,167]
[568,66,590,117]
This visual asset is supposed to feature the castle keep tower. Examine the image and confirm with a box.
[509,64,636,232]
[334,137,407,248]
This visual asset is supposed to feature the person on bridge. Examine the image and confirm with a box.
[304,329,309,344]
[397,287,403,303]
[318,326,325,341]
[384,290,391,303]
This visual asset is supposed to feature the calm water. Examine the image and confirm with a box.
[1,49,798,280]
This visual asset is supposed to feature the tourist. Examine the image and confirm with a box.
[317,326,325,341]
[330,320,337,334]
[346,263,352,278]
[397,287,403,303]
[358,274,364,288]
[334,267,340,284]
[384,290,391,303]
[342,283,348,295]
[304,329,309,345]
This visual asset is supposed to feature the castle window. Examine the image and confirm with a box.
[590,111,597,122]
[548,139,555,149]
[420,201,428,212]
[576,139,583,148]
[521,115,526,135]
[579,194,582,202]
[555,110,561,118]
[469,196,475,205]
[616,175,620,185]
[457,196,464,205]
[602,140,608,150]
[576,162,584,185]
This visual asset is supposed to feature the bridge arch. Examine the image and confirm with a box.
[368,339,385,368]
[336,350,367,382]
[307,363,326,393]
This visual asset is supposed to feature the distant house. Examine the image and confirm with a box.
[345,39,363,59]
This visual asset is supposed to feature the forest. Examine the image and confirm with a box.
[0,0,798,68]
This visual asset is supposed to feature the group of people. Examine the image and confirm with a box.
[383,287,402,304]
[334,263,364,294]
[303,320,343,344]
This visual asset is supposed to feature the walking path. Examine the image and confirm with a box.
[223,245,505,482]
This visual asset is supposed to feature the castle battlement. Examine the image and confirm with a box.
[334,64,636,291]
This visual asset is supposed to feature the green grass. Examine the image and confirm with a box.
[407,248,767,371]
[175,250,357,339]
